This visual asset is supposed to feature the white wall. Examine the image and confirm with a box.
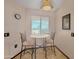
[4,0,26,59]
[55,0,74,59]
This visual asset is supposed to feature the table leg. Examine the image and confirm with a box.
[53,39,56,56]
[31,49,34,59]
[34,48,36,59]
[44,38,47,59]
[45,47,47,59]
[34,38,36,59]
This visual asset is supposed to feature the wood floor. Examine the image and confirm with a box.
[13,47,68,59]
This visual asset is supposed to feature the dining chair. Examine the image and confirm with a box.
[45,32,56,56]
[20,33,35,59]
[34,36,48,59]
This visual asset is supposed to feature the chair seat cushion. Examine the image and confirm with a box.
[23,41,33,46]
[46,43,53,46]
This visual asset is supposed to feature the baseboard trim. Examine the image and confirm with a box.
[11,45,70,59]
[55,45,70,59]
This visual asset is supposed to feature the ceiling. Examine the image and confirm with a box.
[16,0,63,11]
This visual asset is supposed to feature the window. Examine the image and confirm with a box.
[32,16,49,34]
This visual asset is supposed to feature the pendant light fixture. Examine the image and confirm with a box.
[41,0,53,11]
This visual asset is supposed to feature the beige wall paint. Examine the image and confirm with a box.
[4,0,26,33]
[55,0,74,59]
[4,0,26,59]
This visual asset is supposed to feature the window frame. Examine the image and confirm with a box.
[31,16,50,35]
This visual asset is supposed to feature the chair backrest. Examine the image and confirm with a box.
[50,32,56,40]
[20,33,25,43]
[36,38,44,47]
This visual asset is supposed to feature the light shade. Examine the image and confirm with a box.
[42,6,52,10]
[41,0,52,11]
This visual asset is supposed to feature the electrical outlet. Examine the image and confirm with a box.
[71,32,74,37]
[4,32,10,37]
[14,44,17,48]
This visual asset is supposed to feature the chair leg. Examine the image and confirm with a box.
[20,45,23,59]
[51,45,56,56]
[53,46,56,56]
[31,49,34,59]
[45,48,47,59]
[24,49,26,54]
[23,46,26,54]
[43,47,47,59]
[51,45,53,51]
[53,39,56,56]
[34,48,36,59]
[20,53,22,59]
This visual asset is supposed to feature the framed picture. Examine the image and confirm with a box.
[62,14,71,30]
